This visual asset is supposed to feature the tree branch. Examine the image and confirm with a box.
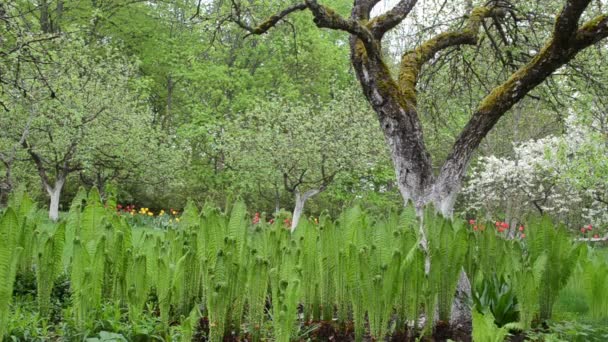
[231,0,307,36]
[398,6,505,105]
[554,0,593,46]
[235,0,377,54]
[435,9,608,202]
[22,139,51,190]
[304,0,377,52]
[367,0,417,39]
[351,0,381,21]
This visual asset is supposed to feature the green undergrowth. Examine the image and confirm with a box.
[1,189,608,341]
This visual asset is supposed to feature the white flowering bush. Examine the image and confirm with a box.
[462,114,608,233]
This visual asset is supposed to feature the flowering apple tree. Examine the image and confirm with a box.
[223,87,390,231]
[463,114,608,231]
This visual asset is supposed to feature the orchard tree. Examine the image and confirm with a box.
[230,0,608,216]
[3,37,172,220]
[224,88,389,230]
[464,110,608,232]
[226,0,608,327]
[0,1,59,204]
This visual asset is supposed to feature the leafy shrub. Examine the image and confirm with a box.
[473,272,519,327]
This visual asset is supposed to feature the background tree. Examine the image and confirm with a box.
[223,87,391,229]
[2,37,176,220]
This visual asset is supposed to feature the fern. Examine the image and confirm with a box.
[581,251,608,319]
[473,310,521,342]
[36,222,65,319]
[247,254,270,342]
[127,254,148,322]
[424,212,469,324]
[63,186,87,270]
[0,208,23,341]
[511,244,546,329]
[526,216,581,321]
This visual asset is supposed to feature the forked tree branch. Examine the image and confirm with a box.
[554,0,593,45]
[398,6,506,105]
[232,1,307,36]
[367,0,417,39]
[232,0,378,55]
[436,10,608,200]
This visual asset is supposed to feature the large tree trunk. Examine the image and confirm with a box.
[349,35,473,329]
[45,177,65,221]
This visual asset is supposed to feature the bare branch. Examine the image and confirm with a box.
[435,10,608,201]
[398,6,505,105]
[554,0,592,45]
[231,1,307,36]
[368,0,417,39]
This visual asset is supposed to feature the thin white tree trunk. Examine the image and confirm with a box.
[290,188,322,232]
[46,178,65,221]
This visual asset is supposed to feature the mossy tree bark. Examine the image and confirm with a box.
[234,0,608,328]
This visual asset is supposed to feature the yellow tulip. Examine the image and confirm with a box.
[148,212,153,216]
[175,218,180,222]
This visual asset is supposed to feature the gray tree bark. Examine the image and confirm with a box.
[290,188,322,232]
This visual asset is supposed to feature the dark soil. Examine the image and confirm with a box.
[307,320,355,341]
[193,316,209,342]
[193,317,252,342]
[194,319,474,341]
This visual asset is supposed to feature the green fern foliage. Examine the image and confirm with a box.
[36,222,65,319]
[0,208,23,341]
[2,196,602,341]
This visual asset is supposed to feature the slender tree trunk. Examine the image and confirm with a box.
[39,0,51,33]
[274,184,281,214]
[290,188,322,232]
[45,177,65,221]
[0,161,12,206]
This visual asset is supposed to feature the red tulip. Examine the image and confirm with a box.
[519,226,524,231]
[594,234,599,239]
[520,233,526,238]
[581,227,586,233]
[469,219,476,225]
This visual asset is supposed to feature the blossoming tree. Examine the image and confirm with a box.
[224,87,390,230]
[1,38,177,220]
[464,112,608,231]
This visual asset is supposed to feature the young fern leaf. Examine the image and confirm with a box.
[127,254,148,322]
[36,222,65,319]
